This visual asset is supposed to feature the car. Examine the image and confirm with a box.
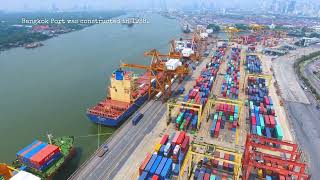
[98,144,109,157]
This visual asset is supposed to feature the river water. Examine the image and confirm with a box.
[0,13,181,177]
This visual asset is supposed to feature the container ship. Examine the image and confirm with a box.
[87,69,157,126]
[12,136,75,180]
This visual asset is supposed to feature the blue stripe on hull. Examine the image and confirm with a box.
[87,93,149,126]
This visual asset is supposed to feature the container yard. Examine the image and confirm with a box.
[133,39,311,180]
[1,6,319,180]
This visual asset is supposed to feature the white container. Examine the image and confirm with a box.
[165,59,182,70]
[182,48,194,58]
[200,32,208,39]
[173,145,181,155]
[206,29,213,34]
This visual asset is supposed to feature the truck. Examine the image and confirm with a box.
[132,112,144,125]
[98,144,109,157]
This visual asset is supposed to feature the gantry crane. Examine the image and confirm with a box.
[242,134,310,180]
[224,26,240,43]
[169,40,182,59]
[121,49,189,101]
[179,142,242,180]
[0,164,19,180]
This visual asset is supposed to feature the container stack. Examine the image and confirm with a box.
[16,140,62,171]
[247,77,283,140]
[246,46,256,53]
[176,49,225,131]
[138,131,191,180]
[210,103,239,138]
[193,152,236,180]
[221,48,241,100]
[245,55,262,74]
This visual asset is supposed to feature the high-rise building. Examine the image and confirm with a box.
[287,0,296,13]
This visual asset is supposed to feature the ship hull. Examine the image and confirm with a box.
[87,93,149,126]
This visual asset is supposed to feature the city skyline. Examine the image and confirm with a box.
[0,0,320,17]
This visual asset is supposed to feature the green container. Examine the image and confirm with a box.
[229,116,234,122]
[257,126,262,136]
[210,174,216,180]
[180,120,186,130]
[275,124,283,140]
[259,115,265,129]
[214,113,218,121]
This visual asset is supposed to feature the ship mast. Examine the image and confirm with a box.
[47,133,53,144]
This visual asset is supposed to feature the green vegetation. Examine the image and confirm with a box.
[234,23,249,30]
[0,11,124,51]
[294,51,320,101]
[0,26,49,49]
[206,24,220,32]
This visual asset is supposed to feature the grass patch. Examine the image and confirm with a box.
[294,51,320,101]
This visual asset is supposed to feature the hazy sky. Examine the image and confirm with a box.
[1,0,317,12]
[0,0,261,11]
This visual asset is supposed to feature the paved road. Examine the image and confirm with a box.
[304,59,320,95]
[68,44,214,180]
[277,51,320,180]
[68,88,176,180]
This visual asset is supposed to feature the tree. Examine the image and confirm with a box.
[207,24,220,32]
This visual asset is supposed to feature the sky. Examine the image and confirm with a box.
[0,0,260,12]
[0,0,318,12]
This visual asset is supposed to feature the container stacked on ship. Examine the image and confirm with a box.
[87,69,158,126]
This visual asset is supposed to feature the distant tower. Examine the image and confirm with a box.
[287,0,296,13]
[160,0,167,12]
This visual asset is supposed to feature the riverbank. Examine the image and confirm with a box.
[0,11,124,52]
[0,13,181,179]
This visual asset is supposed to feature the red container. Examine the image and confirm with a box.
[269,116,276,128]
[30,144,60,167]
[172,131,180,146]
[223,162,229,170]
[160,135,169,145]
[204,173,210,180]
[251,116,256,125]
[181,136,190,152]
[176,131,186,145]
[224,153,230,160]
[151,175,159,180]
[139,153,151,175]
[215,121,221,134]
[264,115,270,126]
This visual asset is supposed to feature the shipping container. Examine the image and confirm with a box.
[155,157,167,175]
[145,154,157,172]
[30,144,60,167]
[150,156,162,175]
[139,153,151,175]
[138,171,148,180]
[151,175,159,180]
[160,135,169,145]
[160,159,173,179]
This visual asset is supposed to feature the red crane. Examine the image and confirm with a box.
[242,134,310,180]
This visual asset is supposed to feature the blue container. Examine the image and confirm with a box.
[22,142,47,163]
[194,168,200,179]
[155,157,167,175]
[173,162,180,175]
[160,158,173,179]
[16,140,40,157]
[115,70,124,80]
[197,171,205,180]
[150,156,162,175]
[138,171,148,180]
[145,154,157,172]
